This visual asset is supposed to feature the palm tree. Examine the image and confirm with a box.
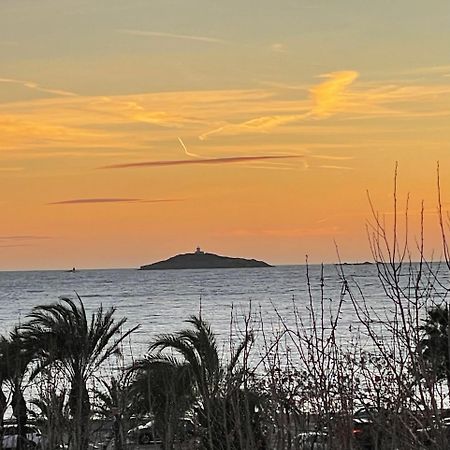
[149,316,222,405]
[0,331,35,450]
[0,387,6,450]
[419,303,450,391]
[20,295,138,450]
[129,354,194,449]
[92,375,132,450]
[146,315,262,450]
[0,352,8,449]
[29,388,70,450]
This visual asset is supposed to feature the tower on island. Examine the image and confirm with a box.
[195,246,204,255]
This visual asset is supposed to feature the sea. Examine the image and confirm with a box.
[0,264,447,363]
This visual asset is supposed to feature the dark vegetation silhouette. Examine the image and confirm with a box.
[18,296,137,450]
[420,304,450,393]
[0,167,450,449]
[129,315,263,449]
[129,352,194,448]
[0,331,34,450]
[92,376,130,450]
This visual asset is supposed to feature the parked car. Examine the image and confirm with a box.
[352,417,376,450]
[127,416,197,446]
[415,417,450,448]
[353,415,402,450]
[1,425,45,449]
[127,420,160,445]
[295,431,328,449]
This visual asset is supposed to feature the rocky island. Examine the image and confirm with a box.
[140,247,271,270]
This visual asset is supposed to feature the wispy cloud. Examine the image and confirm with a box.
[318,165,354,170]
[310,71,359,117]
[199,71,359,139]
[0,167,24,172]
[0,77,77,97]
[2,73,449,163]
[399,64,450,76]
[0,89,271,153]
[242,162,299,171]
[310,154,354,161]
[0,234,53,248]
[257,80,306,90]
[118,29,228,44]
[217,226,341,238]
[141,198,184,203]
[0,235,52,240]
[48,198,182,205]
[0,244,31,248]
[199,114,308,140]
[270,43,287,53]
[98,154,303,170]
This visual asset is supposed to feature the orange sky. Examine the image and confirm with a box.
[1,1,450,270]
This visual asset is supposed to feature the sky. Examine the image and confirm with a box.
[1,0,450,270]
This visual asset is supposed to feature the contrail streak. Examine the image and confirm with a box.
[0,77,77,97]
[119,29,227,44]
[99,155,303,170]
[178,137,200,158]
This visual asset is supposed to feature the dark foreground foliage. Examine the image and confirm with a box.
[1,169,450,449]
[0,296,449,450]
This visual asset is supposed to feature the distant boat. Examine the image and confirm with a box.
[66,267,77,273]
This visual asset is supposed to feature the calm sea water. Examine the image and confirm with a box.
[0,264,444,360]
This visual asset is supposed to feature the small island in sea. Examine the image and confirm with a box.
[140,247,272,270]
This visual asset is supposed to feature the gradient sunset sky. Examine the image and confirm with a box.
[1,0,450,270]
